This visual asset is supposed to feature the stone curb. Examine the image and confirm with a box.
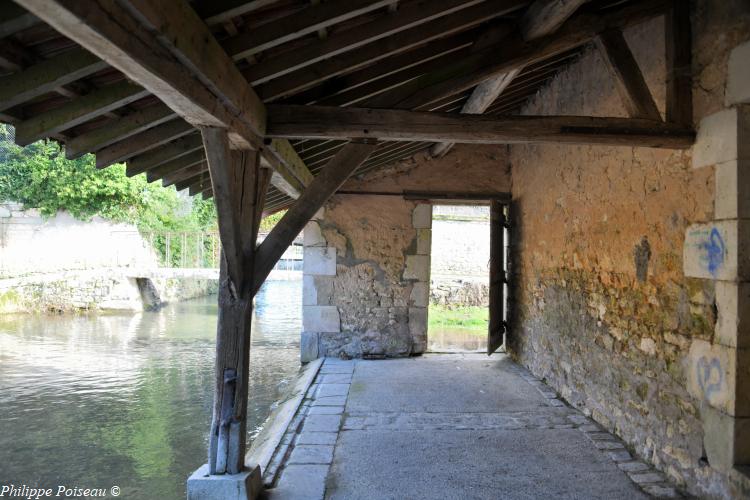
[245,357,324,486]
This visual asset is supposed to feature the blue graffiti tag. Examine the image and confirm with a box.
[699,227,725,277]
[696,356,723,400]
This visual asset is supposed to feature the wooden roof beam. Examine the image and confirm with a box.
[147,150,206,182]
[125,133,204,175]
[65,103,176,158]
[378,0,671,112]
[95,118,195,167]
[19,0,266,149]
[266,105,694,149]
[0,48,108,111]
[13,80,148,145]
[431,0,586,157]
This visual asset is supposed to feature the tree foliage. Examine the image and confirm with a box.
[0,125,216,233]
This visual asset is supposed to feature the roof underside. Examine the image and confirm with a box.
[0,0,640,213]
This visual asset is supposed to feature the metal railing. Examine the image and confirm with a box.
[141,231,304,270]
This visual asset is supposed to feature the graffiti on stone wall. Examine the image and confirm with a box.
[696,355,724,399]
[688,226,726,278]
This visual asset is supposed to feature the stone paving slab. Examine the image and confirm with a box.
[264,355,685,499]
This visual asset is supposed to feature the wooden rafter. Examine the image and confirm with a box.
[596,29,661,120]
[431,0,586,157]
[665,0,692,125]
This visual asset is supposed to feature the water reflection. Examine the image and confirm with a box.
[427,327,486,352]
[0,278,302,499]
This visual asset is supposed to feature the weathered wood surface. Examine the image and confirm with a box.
[252,141,377,296]
[596,29,661,120]
[95,119,195,168]
[0,47,106,111]
[267,105,694,148]
[488,200,505,355]
[431,0,586,157]
[124,134,204,175]
[14,81,148,146]
[20,0,265,150]
[202,127,268,475]
[665,0,692,126]
[369,0,670,111]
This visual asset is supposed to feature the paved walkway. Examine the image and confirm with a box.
[262,354,683,499]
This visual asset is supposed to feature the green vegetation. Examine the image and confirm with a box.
[259,210,285,232]
[428,304,488,331]
[0,125,216,233]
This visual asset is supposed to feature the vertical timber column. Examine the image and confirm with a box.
[488,200,506,355]
[188,127,270,500]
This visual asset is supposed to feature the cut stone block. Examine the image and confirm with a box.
[303,414,342,432]
[187,464,261,500]
[715,281,750,348]
[303,221,326,247]
[715,159,750,220]
[416,228,431,255]
[315,383,350,398]
[303,306,340,333]
[304,247,337,276]
[686,340,750,416]
[409,282,429,308]
[404,255,430,281]
[303,275,334,306]
[268,464,327,500]
[300,331,319,363]
[727,41,750,106]
[683,220,750,281]
[287,445,334,465]
[409,307,427,346]
[702,405,750,472]
[692,106,750,169]
[296,432,338,445]
[412,204,432,229]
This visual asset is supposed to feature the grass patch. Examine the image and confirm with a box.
[428,305,488,331]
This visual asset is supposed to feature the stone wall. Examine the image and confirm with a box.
[0,203,156,278]
[506,4,750,498]
[301,145,511,360]
[430,206,490,307]
[0,270,219,313]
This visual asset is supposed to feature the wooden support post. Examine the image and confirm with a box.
[488,199,505,355]
[665,0,692,126]
[201,127,268,476]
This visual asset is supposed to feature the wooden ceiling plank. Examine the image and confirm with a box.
[14,80,148,145]
[255,2,516,102]
[245,0,520,85]
[0,48,108,111]
[266,105,694,149]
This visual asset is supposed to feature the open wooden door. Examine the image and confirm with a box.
[488,200,507,355]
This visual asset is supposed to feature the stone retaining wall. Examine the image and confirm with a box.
[507,6,750,497]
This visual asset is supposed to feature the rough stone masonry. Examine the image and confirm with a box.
[300,1,750,497]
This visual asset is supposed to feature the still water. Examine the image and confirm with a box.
[0,279,303,499]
